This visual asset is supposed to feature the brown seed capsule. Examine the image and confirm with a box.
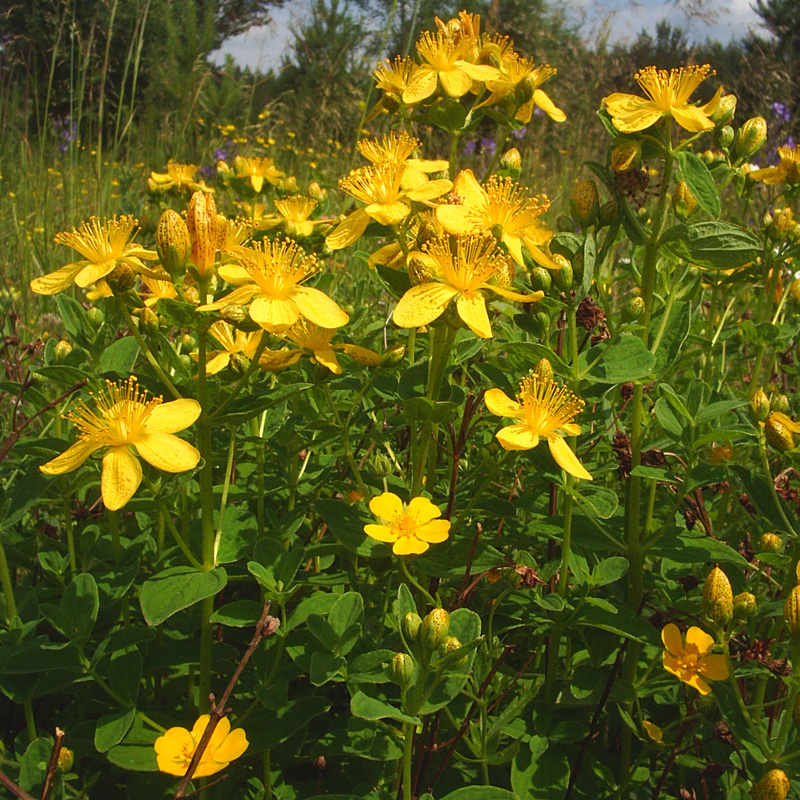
[766,414,795,452]
[783,585,800,634]
[752,768,790,800]
[703,566,733,626]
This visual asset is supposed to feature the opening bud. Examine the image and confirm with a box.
[135,307,160,337]
[86,307,105,329]
[514,76,536,106]
[58,747,74,772]
[381,344,407,367]
[758,532,782,554]
[54,340,73,363]
[622,296,645,322]
[610,139,641,173]
[419,608,450,654]
[771,394,790,414]
[709,93,736,127]
[552,255,573,292]
[437,635,467,667]
[736,116,767,161]
[500,147,522,178]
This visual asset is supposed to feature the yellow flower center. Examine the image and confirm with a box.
[634,64,713,111]
[358,132,419,165]
[518,375,584,437]
[340,163,405,206]
[416,32,463,70]
[55,216,139,264]
[373,57,415,93]
[240,239,317,297]
[480,178,550,236]
[390,510,420,541]
[423,234,509,292]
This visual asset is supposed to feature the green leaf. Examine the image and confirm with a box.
[662,221,761,269]
[98,336,140,376]
[575,601,661,645]
[350,690,421,725]
[673,151,720,218]
[574,485,618,519]
[95,707,136,753]
[56,294,90,343]
[139,566,227,626]
[376,263,412,299]
[19,736,53,794]
[591,557,629,587]
[329,591,364,655]
[582,335,655,383]
[105,719,159,772]
[61,573,99,638]
[420,97,467,133]
[315,498,382,556]
[310,651,346,685]
[108,647,142,706]
[210,600,263,627]
[249,696,331,749]
[441,789,519,800]
[512,738,568,800]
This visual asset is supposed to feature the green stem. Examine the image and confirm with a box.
[401,721,415,800]
[144,480,203,570]
[0,534,18,623]
[323,382,368,498]
[264,749,273,800]
[772,640,800,757]
[208,334,268,422]
[725,648,769,755]
[212,428,237,564]
[23,700,36,741]
[118,299,182,400]
[399,556,435,607]
[758,429,798,537]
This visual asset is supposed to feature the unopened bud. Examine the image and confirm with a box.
[500,148,522,177]
[156,209,191,276]
[402,611,422,644]
[530,266,552,293]
[570,180,599,227]
[180,333,197,352]
[106,264,135,294]
[766,414,795,452]
[622,296,645,322]
[552,255,573,291]
[752,768,790,800]
[381,344,407,367]
[758,532,782,554]
[382,92,400,114]
[369,452,394,478]
[771,394,790,414]
[220,305,250,325]
[529,310,550,338]
[532,358,553,381]
[514,76,536,106]
[599,200,619,227]
[673,179,698,219]
[408,254,436,285]
[390,652,415,686]
[281,176,298,194]
[784,585,800,634]
[187,191,218,278]
[136,307,160,337]
[54,340,72,363]
[57,747,74,772]
[703,566,733,627]
[710,94,737,127]
[437,635,467,667]
[715,125,734,151]
[610,139,641,173]
[750,389,771,423]
[774,207,795,238]
[419,608,450,654]
[736,116,767,161]
[86,307,105,329]
[733,592,756,620]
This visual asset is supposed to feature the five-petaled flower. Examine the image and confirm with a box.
[661,623,729,695]
[40,377,201,511]
[364,492,451,555]
[604,65,722,134]
[154,715,248,778]
[485,373,592,480]
[749,145,800,186]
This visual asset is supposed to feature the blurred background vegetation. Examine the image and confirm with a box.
[0,0,797,329]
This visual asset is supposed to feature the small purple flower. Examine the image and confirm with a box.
[480,136,496,155]
[532,106,545,117]
[214,148,228,162]
[462,140,477,155]
[785,136,796,150]
[771,102,791,124]
[511,127,527,140]
[198,165,215,181]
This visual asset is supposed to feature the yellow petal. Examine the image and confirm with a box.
[293,286,350,329]
[249,295,300,332]
[699,654,730,682]
[496,424,539,450]
[484,388,522,419]
[501,233,525,266]
[312,346,342,374]
[407,496,442,526]
[662,651,682,678]
[217,264,251,285]
[101,446,143,510]
[197,285,258,312]
[192,714,219,743]
[336,343,382,367]
[205,715,232,752]
[685,626,715,656]
[416,519,450,543]
[661,623,683,656]
[366,201,409,226]
[325,209,370,250]
[369,491,403,520]
[533,89,566,122]
[457,61,501,82]
[683,673,711,695]
[547,434,592,481]
[205,352,232,375]
[134,433,200,473]
[147,399,202,433]
[456,291,492,338]
[438,68,473,98]
[30,263,86,295]
[609,100,665,133]
[489,285,544,304]
[671,105,714,133]
[393,283,458,328]
[452,169,486,207]
[211,726,248,762]
[40,439,102,474]
[402,67,438,104]
[364,523,398,543]
[251,175,264,194]
[393,536,429,556]
[405,179,453,202]
[772,412,800,433]
[74,260,116,288]
[437,204,473,235]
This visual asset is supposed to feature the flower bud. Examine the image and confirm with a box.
[220,304,250,325]
[570,180,599,228]
[551,254,573,291]
[86,307,105,329]
[408,254,435,285]
[180,333,197,352]
[381,344,407,367]
[529,310,550,338]
[136,307,160,337]
[752,768,790,800]
[733,592,756,620]
[784,585,800,634]
[437,635,467,667]
[308,181,327,201]
[529,266,552,293]
[750,389,771,423]
[54,340,73,363]
[57,747,74,772]
[105,263,135,294]
[766,414,795,452]
[610,139,641,172]
[419,608,450,654]
[382,92,400,114]
[771,394,790,414]
[229,353,251,374]
[186,190,218,278]
[736,116,767,160]
[500,148,522,178]
[598,200,619,226]
[514,75,536,106]
[156,209,191,276]
[703,566,733,627]
[774,207,795,238]
[714,125,735,150]
[402,611,422,643]
[280,176,299,194]
[709,93,736,127]
[672,179,697,219]
[532,358,553,381]
[758,532,782,554]
[369,452,394,478]
[390,652,415,687]
[622,296,645,322]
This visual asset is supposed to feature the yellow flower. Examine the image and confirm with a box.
[605,65,722,134]
[661,623,729,695]
[199,238,348,333]
[283,318,381,374]
[218,155,284,193]
[749,145,800,185]
[642,721,663,744]
[484,56,565,123]
[204,321,264,375]
[326,163,452,250]
[357,132,449,189]
[403,32,500,104]
[485,374,591,480]
[437,170,556,268]
[255,196,321,238]
[364,492,450,555]
[40,377,201,511]
[154,715,248,778]
[393,234,543,338]
[140,276,178,307]
[148,160,202,194]
[31,216,159,295]
[373,56,417,98]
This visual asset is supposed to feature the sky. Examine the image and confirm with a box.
[211,0,766,73]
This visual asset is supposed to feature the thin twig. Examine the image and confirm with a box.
[0,771,37,800]
[40,727,66,800]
